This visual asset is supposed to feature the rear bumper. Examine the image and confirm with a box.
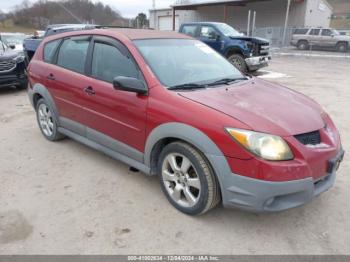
[245,56,271,71]
[221,149,344,212]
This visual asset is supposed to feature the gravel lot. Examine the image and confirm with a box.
[0,54,349,255]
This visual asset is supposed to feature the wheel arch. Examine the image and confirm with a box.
[225,47,244,58]
[30,83,60,124]
[144,123,229,177]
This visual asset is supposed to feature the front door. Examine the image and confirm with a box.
[199,25,222,52]
[81,36,148,156]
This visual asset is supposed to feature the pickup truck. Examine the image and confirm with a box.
[179,22,270,72]
[23,24,95,60]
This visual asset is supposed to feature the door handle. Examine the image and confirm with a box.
[47,73,55,80]
[84,86,96,95]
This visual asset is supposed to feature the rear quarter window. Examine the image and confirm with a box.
[43,39,61,63]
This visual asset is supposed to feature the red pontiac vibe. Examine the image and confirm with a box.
[27,29,344,215]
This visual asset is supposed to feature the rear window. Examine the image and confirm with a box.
[294,29,308,35]
[181,25,198,37]
[309,29,320,36]
[57,37,90,74]
[43,39,60,63]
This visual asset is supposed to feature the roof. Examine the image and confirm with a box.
[44,28,191,42]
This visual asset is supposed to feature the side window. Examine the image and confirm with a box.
[91,42,139,83]
[182,25,198,37]
[57,37,90,74]
[309,29,320,36]
[321,29,332,36]
[43,39,60,63]
[200,26,218,39]
[294,29,308,35]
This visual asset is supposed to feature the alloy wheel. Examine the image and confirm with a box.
[161,153,201,208]
[38,103,54,137]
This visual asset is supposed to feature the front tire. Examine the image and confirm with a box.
[35,98,65,141]
[158,142,220,215]
[228,54,248,73]
[336,42,348,52]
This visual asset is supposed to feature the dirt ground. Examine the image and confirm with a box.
[0,54,349,255]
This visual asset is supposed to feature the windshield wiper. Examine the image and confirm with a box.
[168,83,207,90]
[207,77,247,87]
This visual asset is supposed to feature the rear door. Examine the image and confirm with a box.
[46,35,91,135]
[199,25,222,52]
[81,36,148,155]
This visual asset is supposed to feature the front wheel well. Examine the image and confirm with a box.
[225,48,244,58]
[336,41,348,46]
[33,93,43,108]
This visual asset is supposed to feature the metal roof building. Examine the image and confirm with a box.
[149,0,333,45]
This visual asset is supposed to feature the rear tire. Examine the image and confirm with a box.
[297,40,309,50]
[157,141,221,215]
[35,98,65,141]
[336,42,348,52]
[228,54,248,73]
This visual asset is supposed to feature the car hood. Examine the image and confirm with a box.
[229,36,269,44]
[336,35,350,41]
[0,48,21,61]
[179,78,325,136]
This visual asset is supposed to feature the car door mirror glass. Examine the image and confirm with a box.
[113,76,147,95]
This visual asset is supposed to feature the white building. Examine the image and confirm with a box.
[149,0,333,45]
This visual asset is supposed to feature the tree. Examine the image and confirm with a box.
[134,13,149,28]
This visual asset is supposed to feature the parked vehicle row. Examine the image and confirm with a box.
[291,27,350,52]
[27,28,343,215]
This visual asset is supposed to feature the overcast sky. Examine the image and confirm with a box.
[0,0,177,18]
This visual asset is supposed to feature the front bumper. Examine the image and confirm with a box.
[245,55,271,71]
[222,149,344,212]
[0,61,27,88]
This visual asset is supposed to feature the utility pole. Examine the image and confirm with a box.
[252,11,256,37]
[247,10,251,36]
[282,0,291,46]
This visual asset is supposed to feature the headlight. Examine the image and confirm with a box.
[226,128,294,161]
[13,55,25,63]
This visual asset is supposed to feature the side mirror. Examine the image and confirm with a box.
[331,34,335,37]
[113,76,147,95]
[9,44,16,49]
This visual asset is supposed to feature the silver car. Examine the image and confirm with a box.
[291,28,350,52]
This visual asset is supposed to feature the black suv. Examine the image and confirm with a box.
[0,39,27,90]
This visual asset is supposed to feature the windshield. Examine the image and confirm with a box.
[331,29,340,36]
[1,34,26,45]
[216,23,242,37]
[134,39,244,88]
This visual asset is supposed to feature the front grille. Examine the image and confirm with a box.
[294,130,321,145]
[0,60,16,72]
[259,44,270,55]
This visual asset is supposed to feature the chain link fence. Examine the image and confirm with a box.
[252,27,295,47]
